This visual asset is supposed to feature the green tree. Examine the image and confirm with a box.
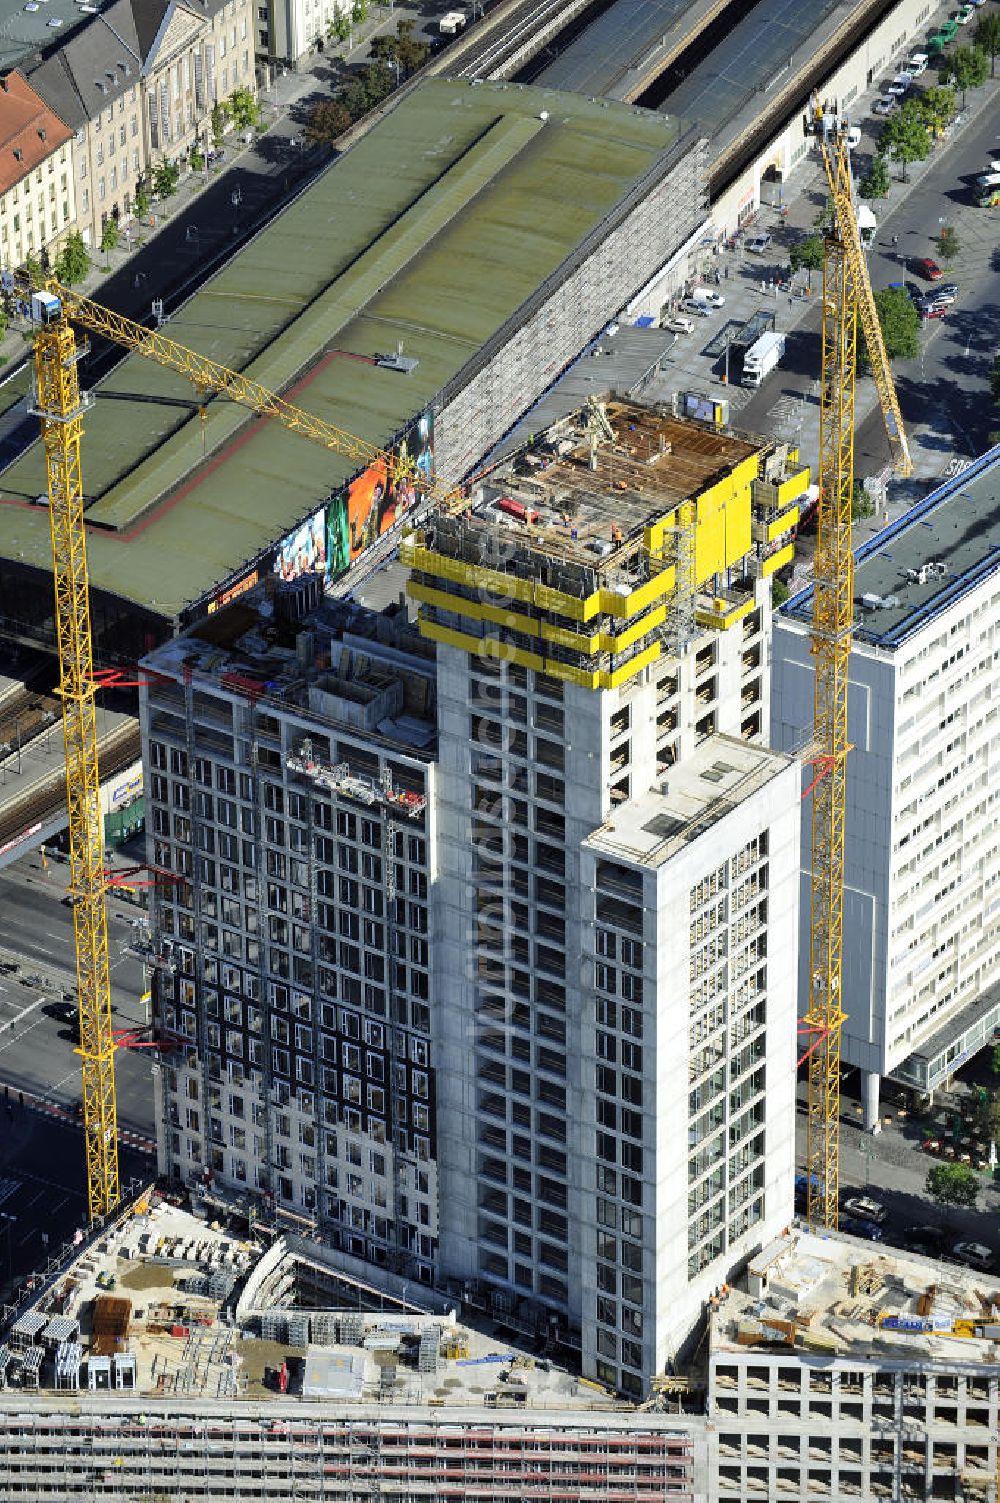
[946,43,989,104]
[0,306,8,343]
[812,195,835,234]
[210,101,229,145]
[970,1087,1000,1143]
[350,0,368,22]
[152,160,180,199]
[991,353,1000,405]
[879,99,931,180]
[371,17,429,75]
[360,57,393,107]
[327,11,351,42]
[851,481,875,521]
[937,224,959,263]
[858,153,890,199]
[189,144,205,172]
[926,1161,979,1211]
[227,85,260,132]
[771,576,790,607]
[864,287,921,365]
[53,231,89,285]
[916,83,957,137]
[341,77,369,119]
[134,180,151,218]
[305,98,352,148]
[22,250,42,282]
[789,231,825,289]
[991,1042,1000,1077]
[99,219,119,268]
[975,11,1000,76]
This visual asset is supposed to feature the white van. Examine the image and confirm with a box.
[907,51,929,74]
[439,10,467,33]
[663,315,694,334]
[976,171,1000,189]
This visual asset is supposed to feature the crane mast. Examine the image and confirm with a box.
[804,115,912,1233]
[31,314,119,1219]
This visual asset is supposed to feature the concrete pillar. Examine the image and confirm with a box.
[862,1070,881,1134]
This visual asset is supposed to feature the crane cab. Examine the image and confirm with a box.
[30,290,62,325]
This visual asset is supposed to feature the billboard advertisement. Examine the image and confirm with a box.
[272,411,434,591]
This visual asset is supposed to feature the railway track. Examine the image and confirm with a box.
[0,720,139,859]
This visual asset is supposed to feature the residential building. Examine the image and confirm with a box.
[0,72,74,270]
[140,401,808,1395]
[709,1226,1000,1501]
[259,0,349,69]
[771,446,1000,1128]
[27,0,255,248]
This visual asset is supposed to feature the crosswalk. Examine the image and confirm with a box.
[0,1177,20,1210]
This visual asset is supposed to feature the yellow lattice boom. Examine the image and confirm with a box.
[804,118,912,1232]
[31,316,119,1220]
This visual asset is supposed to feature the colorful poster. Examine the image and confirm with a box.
[274,505,327,584]
[326,410,435,581]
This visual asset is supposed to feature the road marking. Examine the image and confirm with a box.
[2,995,45,1032]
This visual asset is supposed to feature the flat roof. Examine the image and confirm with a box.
[0,79,682,620]
[524,0,717,101]
[780,447,1000,650]
[713,1228,1000,1369]
[584,734,793,869]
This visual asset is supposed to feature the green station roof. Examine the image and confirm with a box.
[0,78,680,619]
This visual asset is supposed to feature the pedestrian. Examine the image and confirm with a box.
[892,234,898,247]
[789,296,793,308]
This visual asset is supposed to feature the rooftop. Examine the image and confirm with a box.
[1,1194,640,1413]
[713,1228,1000,1369]
[0,71,71,195]
[780,446,1000,651]
[523,0,719,102]
[0,78,684,619]
[584,734,794,869]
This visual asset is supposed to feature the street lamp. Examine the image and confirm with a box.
[231,185,242,236]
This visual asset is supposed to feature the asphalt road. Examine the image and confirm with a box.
[0,853,155,1136]
[738,79,1000,499]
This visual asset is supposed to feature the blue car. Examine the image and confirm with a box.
[841,1216,883,1242]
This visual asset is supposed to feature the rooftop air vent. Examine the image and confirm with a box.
[375,351,419,374]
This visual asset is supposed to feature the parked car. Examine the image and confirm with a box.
[872,98,895,116]
[663,315,695,334]
[926,287,958,306]
[886,76,911,98]
[953,1241,994,1270]
[690,287,726,308]
[843,1195,888,1225]
[954,4,974,22]
[916,301,948,320]
[842,1217,884,1242]
[681,299,712,319]
[745,233,772,254]
[908,51,930,74]
[903,1225,946,1254]
[914,256,943,280]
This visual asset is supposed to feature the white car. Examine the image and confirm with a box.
[663,315,695,334]
[691,288,725,308]
[745,233,772,254]
[872,97,895,115]
[954,1241,994,1270]
[954,4,974,22]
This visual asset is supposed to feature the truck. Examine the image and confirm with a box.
[439,10,467,33]
[742,330,785,388]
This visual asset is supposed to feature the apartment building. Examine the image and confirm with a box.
[27,0,255,248]
[0,72,74,269]
[772,446,1000,1128]
[141,400,808,1394]
[259,0,348,69]
[708,1227,1000,1501]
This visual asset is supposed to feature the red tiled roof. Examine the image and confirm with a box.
[0,71,72,198]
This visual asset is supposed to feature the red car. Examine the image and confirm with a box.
[915,257,943,280]
[918,302,948,320]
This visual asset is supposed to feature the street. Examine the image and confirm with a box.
[0,851,155,1136]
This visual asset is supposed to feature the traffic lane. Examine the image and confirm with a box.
[0,1107,152,1298]
[0,1005,155,1138]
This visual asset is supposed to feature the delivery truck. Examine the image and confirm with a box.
[742,330,785,387]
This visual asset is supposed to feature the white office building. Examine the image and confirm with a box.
[772,447,1000,1128]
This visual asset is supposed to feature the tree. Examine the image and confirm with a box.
[228,85,260,132]
[53,231,89,285]
[991,353,1000,405]
[937,224,959,263]
[812,195,835,235]
[134,180,151,218]
[360,58,393,108]
[350,0,368,21]
[975,11,1000,77]
[916,83,957,137]
[858,153,890,200]
[879,100,931,180]
[991,1042,1000,1077]
[340,77,369,119]
[970,1087,1000,1143]
[865,287,920,365]
[946,43,989,104]
[306,98,352,149]
[22,250,41,282]
[771,576,789,607]
[371,18,429,75]
[211,102,229,146]
[327,11,351,43]
[851,481,874,521]
[100,219,119,268]
[189,144,205,172]
[789,232,824,289]
[926,1161,979,1212]
[152,160,180,199]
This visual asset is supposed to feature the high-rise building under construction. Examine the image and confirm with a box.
[141,400,809,1393]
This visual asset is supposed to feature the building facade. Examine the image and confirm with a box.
[27,0,255,249]
[0,72,74,270]
[772,447,1000,1127]
[142,402,808,1394]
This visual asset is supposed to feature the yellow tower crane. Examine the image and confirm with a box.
[802,111,913,1233]
[28,280,437,1219]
